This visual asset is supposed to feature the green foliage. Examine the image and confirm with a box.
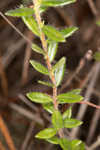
[5,0,85,149]
[46,136,59,144]
[41,0,76,7]
[35,128,57,139]
[96,20,100,26]
[52,110,63,130]
[57,92,83,103]
[30,60,49,75]
[32,43,45,55]
[93,52,100,61]
[43,25,65,42]
[48,41,58,62]
[43,103,54,113]
[22,16,40,36]
[63,106,72,119]
[27,92,52,103]
[38,80,53,87]
[53,57,66,86]
[60,27,78,38]
[64,118,83,128]
[5,7,34,17]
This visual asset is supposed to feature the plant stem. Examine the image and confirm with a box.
[33,0,64,137]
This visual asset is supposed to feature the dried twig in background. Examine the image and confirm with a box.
[0,115,16,150]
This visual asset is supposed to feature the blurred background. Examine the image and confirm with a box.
[0,0,100,149]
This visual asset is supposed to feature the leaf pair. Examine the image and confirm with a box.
[52,110,82,130]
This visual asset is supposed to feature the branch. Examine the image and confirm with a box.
[78,101,100,109]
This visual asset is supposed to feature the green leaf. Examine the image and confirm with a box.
[46,136,59,144]
[30,60,49,75]
[96,21,100,26]
[35,128,57,139]
[5,7,34,17]
[42,0,76,7]
[32,44,45,55]
[93,52,100,61]
[71,140,85,150]
[43,103,54,113]
[57,93,83,104]
[43,25,65,42]
[27,92,52,103]
[38,80,53,87]
[48,41,58,62]
[22,16,40,36]
[60,27,78,38]
[63,106,72,119]
[53,57,66,86]
[71,139,82,149]
[78,143,85,150]
[52,110,63,130]
[59,138,71,150]
[64,118,83,128]
[68,89,81,95]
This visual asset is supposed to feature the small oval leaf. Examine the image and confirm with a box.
[71,139,82,148]
[59,138,71,150]
[5,7,34,17]
[43,103,54,114]
[68,89,81,95]
[22,16,40,36]
[38,80,53,87]
[32,43,45,55]
[57,93,83,104]
[64,118,83,128]
[43,25,65,42]
[30,60,49,75]
[48,41,58,62]
[60,27,78,38]
[53,57,66,86]
[42,0,76,7]
[35,128,57,139]
[46,136,59,144]
[52,110,63,130]
[27,92,52,103]
[63,106,72,119]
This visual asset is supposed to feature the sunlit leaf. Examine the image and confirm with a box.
[53,57,66,86]
[68,89,81,95]
[43,103,54,113]
[38,80,53,87]
[5,7,34,17]
[60,27,78,38]
[30,60,49,75]
[59,138,71,150]
[43,25,65,42]
[63,106,72,119]
[22,16,40,36]
[32,43,45,55]
[52,110,63,130]
[57,92,83,104]
[35,128,57,139]
[27,92,52,103]
[71,139,82,149]
[64,118,83,128]
[48,41,58,62]
[42,0,76,7]
[46,136,59,144]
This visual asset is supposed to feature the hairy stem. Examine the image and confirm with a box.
[33,0,64,137]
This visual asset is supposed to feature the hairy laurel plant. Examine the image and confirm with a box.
[6,0,85,149]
